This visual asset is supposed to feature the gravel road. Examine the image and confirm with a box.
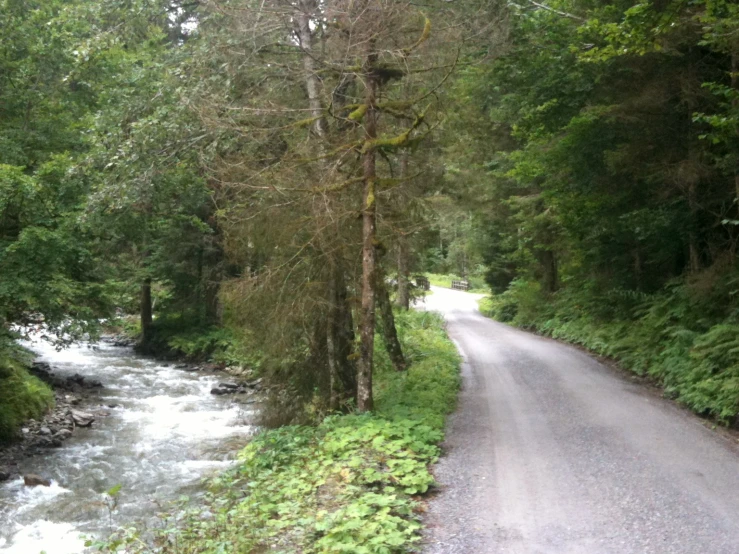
[421,286,739,554]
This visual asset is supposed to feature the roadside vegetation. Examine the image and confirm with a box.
[3,0,739,549]
[454,1,739,426]
[93,310,460,553]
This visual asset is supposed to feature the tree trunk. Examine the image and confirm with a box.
[688,181,700,273]
[377,272,407,371]
[395,153,411,309]
[326,262,357,409]
[140,278,153,344]
[297,0,328,139]
[733,51,739,214]
[539,249,558,293]
[396,236,410,310]
[204,279,221,325]
[337,275,357,398]
[326,269,340,411]
[357,52,379,413]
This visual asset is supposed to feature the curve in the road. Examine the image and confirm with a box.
[422,286,739,554]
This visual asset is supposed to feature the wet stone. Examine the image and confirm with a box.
[54,429,72,440]
[71,409,95,427]
[23,474,51,487]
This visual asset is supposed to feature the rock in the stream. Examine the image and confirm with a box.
[65,394,81,405]
[67,373,86,386]
[30,361,52,375]
[34,436,54,448]
[210,382,250,395]
[0,469,10,482]
[104,335,134,347]
[54,429,72,440]
[39,427,52,436]
[23,474,51,487]
[71,409,95,427]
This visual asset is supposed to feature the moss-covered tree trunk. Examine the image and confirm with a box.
[395,153,411,309]
[357,53,379,413]
[396,236,410,309]
[733,50,739,219]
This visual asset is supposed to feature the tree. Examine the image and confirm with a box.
[179,0,458,414]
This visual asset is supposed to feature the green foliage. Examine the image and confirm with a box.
[124,312,259,368]
[442,0,739,425]
[0,340,54,443]
[93,310,460,553]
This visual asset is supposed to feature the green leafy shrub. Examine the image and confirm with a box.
[129,313,259,368]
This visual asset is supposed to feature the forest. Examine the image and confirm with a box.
[1,0,738,552]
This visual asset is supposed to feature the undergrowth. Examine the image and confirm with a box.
[93,310,460,553]
[117,313,259,368]
[480,276,739,424]
[0,337,54,443]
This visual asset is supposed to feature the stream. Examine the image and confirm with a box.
[0,339,257,554]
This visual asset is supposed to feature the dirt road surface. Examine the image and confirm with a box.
[422,286,739,554]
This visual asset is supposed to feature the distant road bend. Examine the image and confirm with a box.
[422,286,739,554]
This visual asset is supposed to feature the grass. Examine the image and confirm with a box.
[93,310,461,553]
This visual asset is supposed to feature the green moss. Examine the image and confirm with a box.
[362,129,412,153]
[293,115,322,128]
[347,104,368,122]
[365,178,375,209]
[0,346,54,443]
[403,15,431,55]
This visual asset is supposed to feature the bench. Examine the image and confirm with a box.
[451,280,470,291]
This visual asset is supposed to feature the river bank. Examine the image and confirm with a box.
[94,310,461,553]
[0,337,260,554]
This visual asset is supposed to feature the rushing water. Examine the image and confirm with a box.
[0,339,257,554]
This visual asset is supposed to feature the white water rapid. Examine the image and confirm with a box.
[0,339,256,553]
